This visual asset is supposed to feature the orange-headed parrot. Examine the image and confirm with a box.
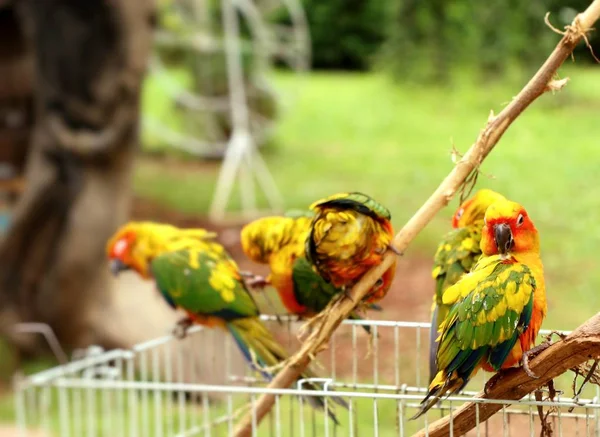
[413,198,546,419]
[428,189,507,382]
[305,192,398,304]
[106,221,348,423]
[241,211,385,332]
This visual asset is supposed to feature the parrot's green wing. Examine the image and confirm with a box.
[291,256,341,311]
[429,223,484,383]
[437,256,536,375]
[310,192,391,221]
[432,225,483,305]
[151,243,259,320]
[291,256,376,332]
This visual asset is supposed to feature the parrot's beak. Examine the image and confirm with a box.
[493,223,514,254]
[109,259,129,276]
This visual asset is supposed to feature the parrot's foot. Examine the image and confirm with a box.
[543,330,567,343]
[173,317,194,339]
[522,342,553,379]
[387,244,402,256]
[244,274,271,290]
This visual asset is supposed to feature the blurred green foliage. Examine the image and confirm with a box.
[272,0,392,70]
[383,0,598,83]
[303,0,391,70]
[271,0,598,77]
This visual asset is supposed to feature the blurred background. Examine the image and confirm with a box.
[0,0,598,434]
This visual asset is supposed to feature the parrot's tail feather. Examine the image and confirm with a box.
[410,393,443,420]
[226,319,348,424]
[411,371,464,420]
[349,312,373,334]
[428,305,440,384]
[302,380,349,425]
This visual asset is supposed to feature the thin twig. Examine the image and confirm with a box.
[233,1,600,435]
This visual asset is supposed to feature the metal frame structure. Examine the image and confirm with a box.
[144,0,311,221]
[14,317,600,437]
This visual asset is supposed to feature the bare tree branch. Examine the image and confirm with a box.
[412,313,600,437]
[233,0,600,435]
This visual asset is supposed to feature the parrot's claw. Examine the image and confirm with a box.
[522,341,553,379]
[387,244,402,256]
[245,275,271,290]
[173,317,194,339]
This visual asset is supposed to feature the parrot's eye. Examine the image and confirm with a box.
[375,278,384,288]
[516,214,525,227]
[455,208,464,220]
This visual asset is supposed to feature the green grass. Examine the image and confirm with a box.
[137,65,600,330]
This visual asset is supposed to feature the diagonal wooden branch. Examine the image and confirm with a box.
[412,313,600,437]
[233,1,600,435]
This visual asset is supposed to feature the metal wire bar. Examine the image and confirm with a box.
[14,317,591,437]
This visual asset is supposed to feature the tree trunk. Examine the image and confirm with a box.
[0,0,242,394]
[0,0,154,350]
[0,3,33,201]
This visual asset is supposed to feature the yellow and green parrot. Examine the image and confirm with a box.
[428,189,507,382]
[106,221,348,423]
[305,192,398,304]
[240,210,383,332]
[413,198,547,419]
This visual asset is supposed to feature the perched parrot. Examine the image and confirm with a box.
[305,192,398,303]
[240,211,385,332]
[106,221,348,422]
[413,198,546,419]
[428,189,507,382]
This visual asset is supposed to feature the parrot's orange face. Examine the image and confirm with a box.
[452,189,507,228]
[106,226,151,279]
[480,200,539,256]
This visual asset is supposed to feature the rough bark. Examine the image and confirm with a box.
[0,3,33,193]
[0,0,154,351]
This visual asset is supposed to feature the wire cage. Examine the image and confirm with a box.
[14,317,600,437]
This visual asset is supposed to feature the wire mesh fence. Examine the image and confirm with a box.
[14,317,600,437]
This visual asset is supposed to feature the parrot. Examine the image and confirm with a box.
[240,211,387,332]
[412,198,547,419]
[106,221,348,423]
[305,192,398,304]
[428,189,507,383]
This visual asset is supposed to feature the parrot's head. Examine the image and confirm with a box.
[452,189,507,228]
[106,222,155,279]
[480,199,539,256]
[106,221,215,279]
[241,216,312,264]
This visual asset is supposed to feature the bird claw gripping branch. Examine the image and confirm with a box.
[173,317,194,340]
